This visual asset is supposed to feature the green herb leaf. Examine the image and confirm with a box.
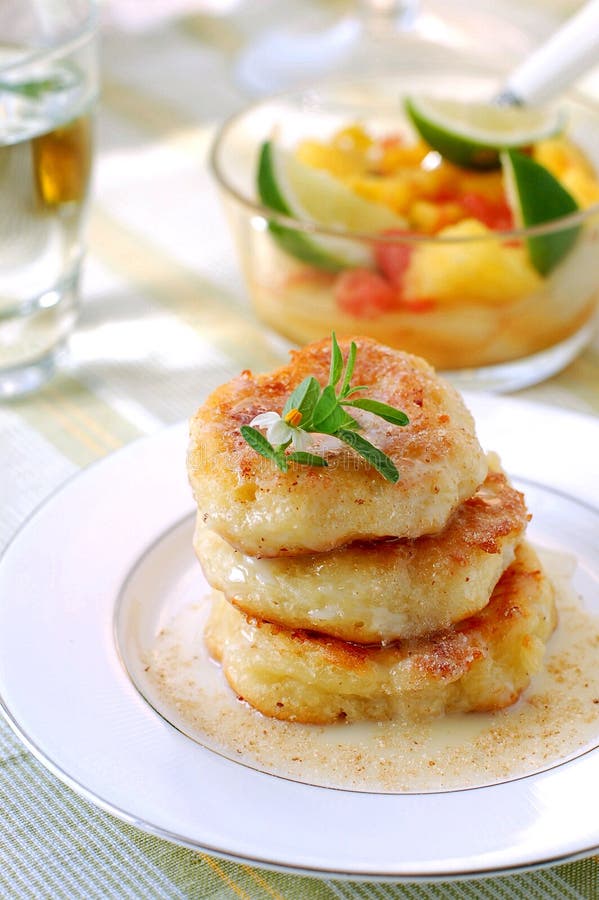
[335,429,399,483]
[288,451,328,467]
[312,386,360,433]
[283,375,321,421]
[0,65,79,100]
[315,405,359,434]
[298,377,323,426]
[240,425,277,460]
[338,412,361,431]
[241,426,289,473]
[311,385,338,428]
[274,449,289,473]
[329,332,344,388]
[343,384,369,397]
[283,376,310,416]
[343,398,410,426]
[1,77,63,99]
[339,341,357,399]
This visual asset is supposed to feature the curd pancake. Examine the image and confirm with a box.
[205,543,557,724]
[188,337,487,557]
[195,464,528,643]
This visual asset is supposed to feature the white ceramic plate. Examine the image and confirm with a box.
[1,394,599,881]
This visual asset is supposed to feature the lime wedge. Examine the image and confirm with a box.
[405,96,564,170]
[257,140,405,271]
[502,149,580,275]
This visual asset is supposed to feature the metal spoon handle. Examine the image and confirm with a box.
[498,0,599,106]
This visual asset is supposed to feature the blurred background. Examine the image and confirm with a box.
[75,0,599,422]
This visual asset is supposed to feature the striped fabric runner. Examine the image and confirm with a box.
[1,7,599,897]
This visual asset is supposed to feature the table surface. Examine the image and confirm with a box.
[1,2,599,897]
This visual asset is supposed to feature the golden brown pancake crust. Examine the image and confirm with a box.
[195,467,529,642]
[205,543,556,724]
[188,337,487,556]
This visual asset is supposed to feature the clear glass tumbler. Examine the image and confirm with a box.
[0,0,98,398]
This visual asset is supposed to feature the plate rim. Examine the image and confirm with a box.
[3,700,599,884]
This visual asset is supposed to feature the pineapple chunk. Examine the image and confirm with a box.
[534,137,595,179]
[561,169,599,208]
[349,175,413,214]
[409,200,464,233]
[454,168,505,203]
[367,138,429,175]
[296,140,365,179]
[402,220,542,306]
[534,137,599,207]
[333,125,372,153]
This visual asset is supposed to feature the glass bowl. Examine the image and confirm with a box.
[210,74,599,391]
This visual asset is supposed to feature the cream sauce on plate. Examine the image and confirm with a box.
[143,549,599,793]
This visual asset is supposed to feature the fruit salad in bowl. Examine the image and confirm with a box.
[211,75,599,389]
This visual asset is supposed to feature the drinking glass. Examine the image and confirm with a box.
[0,0,98,398]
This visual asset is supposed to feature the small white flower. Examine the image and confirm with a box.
[250,409,312,451]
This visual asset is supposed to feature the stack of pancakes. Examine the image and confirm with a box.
[188,338,556,724]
